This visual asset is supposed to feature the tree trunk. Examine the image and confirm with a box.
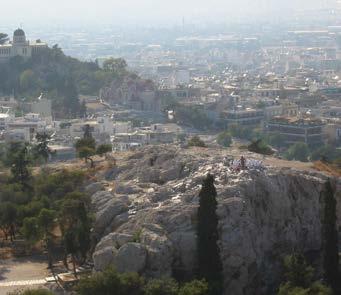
[46,238,53,269]
[63,252,69,270]
[71,254,77,278]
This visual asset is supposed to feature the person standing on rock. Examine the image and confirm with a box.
[240,156,246,170]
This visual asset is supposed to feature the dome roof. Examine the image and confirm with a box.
[14,29,25,37]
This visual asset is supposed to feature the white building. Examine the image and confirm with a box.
[0,112,14,130]
[113,121,132,134]
[0,29,47,63]
[6,113,47,141]
[69,117,114,140]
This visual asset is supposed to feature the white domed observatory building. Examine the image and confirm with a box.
[0,29,47,63]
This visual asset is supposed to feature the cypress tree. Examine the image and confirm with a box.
[322,180,340,292]
[197,173,223,294]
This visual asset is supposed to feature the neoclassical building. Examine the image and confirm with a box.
[0,29,47,63]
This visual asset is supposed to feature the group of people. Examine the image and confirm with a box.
[228,156,265,172]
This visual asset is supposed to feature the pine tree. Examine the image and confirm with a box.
[322,180,340,292]
[34,132,54,163]
[197,174,223,294]
[62,77,80,117]
[10,144,31,188]
[75,124,96,167]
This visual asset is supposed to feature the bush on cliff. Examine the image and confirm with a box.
[277,253,332,295]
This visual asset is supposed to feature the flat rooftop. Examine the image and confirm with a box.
[269,116,324,126]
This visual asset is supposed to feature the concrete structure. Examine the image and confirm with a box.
[4,128,30,143]
[221,108,264,126]
[0,29,47,63]
[6,113,47,141]
[111,123,177,151]
[0,112,14,130]
[267,116,325,146]
[113,121,133,134]
[323,123,341,144]
[0,96,18,108]
[70,117,113,141]
[22,94,52,118]
[264,105,283,121]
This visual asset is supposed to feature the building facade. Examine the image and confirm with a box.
[221,108,264,126]
[266,116,325,146]
[0,29,47,63]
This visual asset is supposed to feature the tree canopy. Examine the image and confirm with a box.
[0,46,133,118]
[285,142,310,162]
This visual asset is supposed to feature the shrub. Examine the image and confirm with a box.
[217,132,232,147]
[188,136,206,148]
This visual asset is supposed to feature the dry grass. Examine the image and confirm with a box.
[312,161,341,177]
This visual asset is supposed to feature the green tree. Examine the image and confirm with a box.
[19,69,37,92]
[282,254,314,288]
[228,124,254,140]
[144,278,178,295]
[197,174,223,295]
[21,209,57,270]
[83,124,93,139]
[0,33,9,45]
[75,126,96,167]
[103,57,127,75]
[278,253,332,295]
[268,133,286,149]
[60,194,91,274]
[178,280,209,295]
[62,77,80,117]
[188,136,206,148]
[34,132,54,163]
[322,181,340,292]
[0,202,18,241]
[10,144,31,188]
[285,142,310,162]
[278,281,332,295]
[248,139,274,155]
[22,217,42,244]
[38,209,57,269]
[311,145,341,163]
[96,144,112,157]
[217,132,232,147]
[80,100,87,118]
[175,106,212,130]
[75,267,144,295]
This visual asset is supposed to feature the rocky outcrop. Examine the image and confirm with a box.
[91,145,340,295]
[115,243,147,273]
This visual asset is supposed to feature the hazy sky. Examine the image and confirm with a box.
[0,0,335,26]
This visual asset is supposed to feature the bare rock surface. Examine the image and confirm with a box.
[90,145,340,295]
[115,243,147,273]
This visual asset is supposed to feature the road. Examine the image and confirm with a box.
[0,256,49,295]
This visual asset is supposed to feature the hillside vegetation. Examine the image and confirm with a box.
[0,45,132,118]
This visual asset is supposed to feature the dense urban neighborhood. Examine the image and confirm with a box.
[0,2,341,295]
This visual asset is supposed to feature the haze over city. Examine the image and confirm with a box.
[0,1,341,295]
[1,0,338,25]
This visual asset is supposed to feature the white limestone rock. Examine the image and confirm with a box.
[115,243,147,273]
[93,246,118,271]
